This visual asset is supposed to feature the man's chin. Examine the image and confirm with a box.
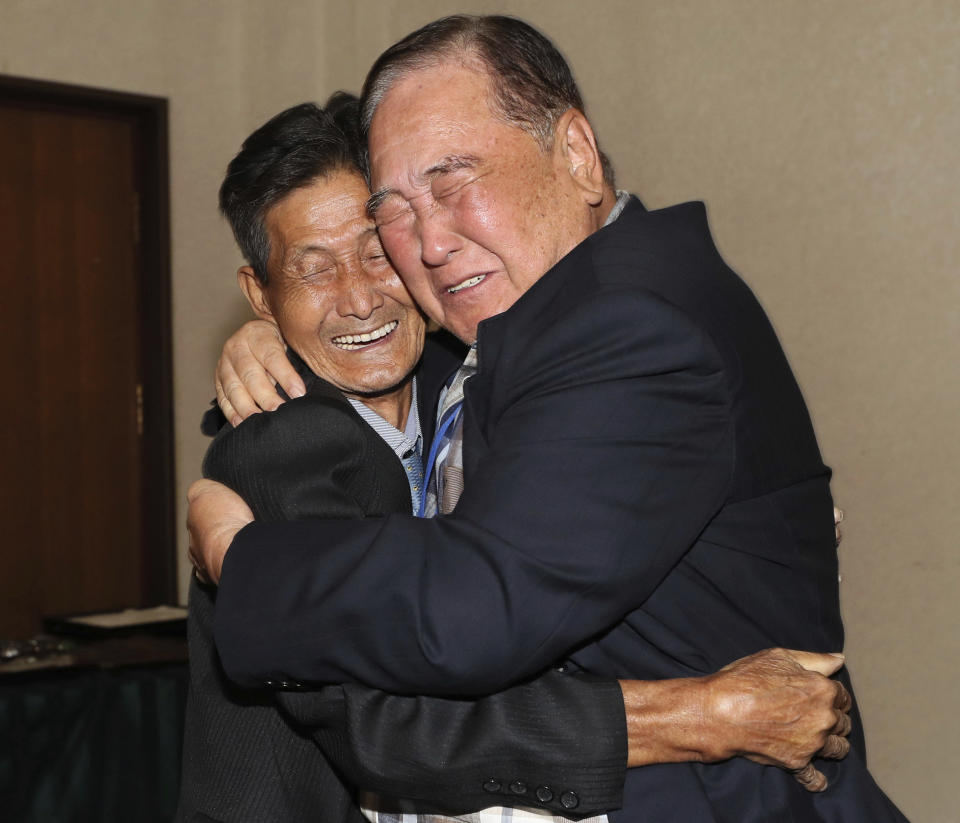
[338,365,418,401]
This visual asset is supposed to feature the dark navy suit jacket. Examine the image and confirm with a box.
[214,199,907,820]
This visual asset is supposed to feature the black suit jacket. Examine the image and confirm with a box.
[177,336,626,822]
[214,199,907,820]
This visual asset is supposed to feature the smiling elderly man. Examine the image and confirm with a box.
[190,15,907,822]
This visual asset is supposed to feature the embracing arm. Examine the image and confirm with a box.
[187,471,849,804]
[190,481,848,805]
[304,673,627,814]
[192,289,850,791]
[307,650,848,809]
[211,290,732,693]
[196,399,628,815]
[215,319,304,426]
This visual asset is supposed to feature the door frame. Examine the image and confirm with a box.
[0,74,176,603]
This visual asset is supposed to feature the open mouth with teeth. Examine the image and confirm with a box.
[331,320,399,351]
[447,274,487,294]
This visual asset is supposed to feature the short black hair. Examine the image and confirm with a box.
[219,92,365,284]
[360,15,614,185]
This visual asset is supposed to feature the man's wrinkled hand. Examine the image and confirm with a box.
[215,319,304,426]
[702,648,851,792]
[187,479,254,585]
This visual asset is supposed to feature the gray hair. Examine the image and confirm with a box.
[359,15,614,185]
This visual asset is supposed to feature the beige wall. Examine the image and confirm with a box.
[2,1,955,819]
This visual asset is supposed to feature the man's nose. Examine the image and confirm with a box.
[418,203,462,268]
[336,266,384,319]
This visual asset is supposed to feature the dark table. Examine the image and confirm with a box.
[0,634,188,823]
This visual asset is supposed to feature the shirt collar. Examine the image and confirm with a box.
[604,189,632,227]
[347,376,422,459]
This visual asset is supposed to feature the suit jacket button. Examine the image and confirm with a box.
[535,786,553,803]
[509,781,527,795]
[483,779,502,793]
[560,791,579,810]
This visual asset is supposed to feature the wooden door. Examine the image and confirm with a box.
[0,82,173,637]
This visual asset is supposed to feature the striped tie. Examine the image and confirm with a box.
[419,347,477,517]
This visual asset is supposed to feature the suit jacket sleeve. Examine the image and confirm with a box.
[214,284,733,696]
[204,393,628,815]
[287,673,626,815]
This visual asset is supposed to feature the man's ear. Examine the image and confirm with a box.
[237,266,275,322]
[555,109,606,207]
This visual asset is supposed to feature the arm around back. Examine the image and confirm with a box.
[201,386,629,814]
[214,287,733,694]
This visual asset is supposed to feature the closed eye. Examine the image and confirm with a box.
[373,198,413,227]
[362,252,389,267]
[433,176,472,201]
[429,156,481,201]
[303,267,335,280]
[360,232,390,266]
[296,258,336,279]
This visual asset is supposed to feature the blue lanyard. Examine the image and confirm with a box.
[417,401,462,518]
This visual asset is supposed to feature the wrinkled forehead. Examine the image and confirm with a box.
[264,172,376,262]
[367,62,507,185]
